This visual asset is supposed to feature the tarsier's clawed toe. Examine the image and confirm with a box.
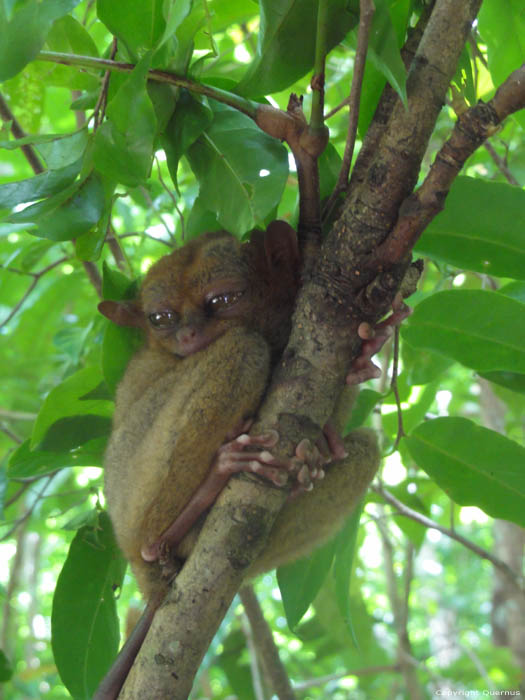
[287,438,327,496]
[346,293,412,385]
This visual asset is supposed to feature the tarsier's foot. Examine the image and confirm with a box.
[346,293,412,385]
[140,429,326,562]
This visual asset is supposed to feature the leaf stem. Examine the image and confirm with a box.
[36,51,259,120]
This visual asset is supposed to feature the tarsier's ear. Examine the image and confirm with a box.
[98,300,144,328]
[263,220,299,271]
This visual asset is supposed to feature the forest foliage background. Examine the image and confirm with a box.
[0,0,524,698]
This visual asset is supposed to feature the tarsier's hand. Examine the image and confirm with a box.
[224,430,327,495]
[346,293,412,385]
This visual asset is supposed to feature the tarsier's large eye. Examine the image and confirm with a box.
[205,290,245,314]
[148,310,177,328]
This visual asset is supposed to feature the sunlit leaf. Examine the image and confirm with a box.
[31,366,113,448]
[367,0,407,106]
[277,538,336,630]
[97,0,166,58]
[333,504,363,633]
[51,511,126,699]
[236,0,359,96]
[93,55,157,186]
[7,172,105,242]
[186,102,288,233]
[8,438,106,478]
[0,0,80,81]
[406,417,525,527]
[402,290,525,373]
[0,159,81,208]
[417,177,525,280]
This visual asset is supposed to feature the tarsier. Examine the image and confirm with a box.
[94,220,398,699]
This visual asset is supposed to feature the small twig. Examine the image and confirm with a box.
[3,483,32,509]
[0,257,68,329]
[106,225,130,273]
[0,409,37,421]
[1,473,57,541]
[375,484,524,592]
[293,664,401,690]
[391,326,405,448]
[37,51,260,120]
[310,0,328,130]
[239,585,296,700]
[0,92,44,174]
[484,140,520,186]
[93,37,117,130]
[323,0,375,218]
[240,604,267,700]
[155,157,184,241]
[82,261,102,297]
[0,424,22,444]
[119,231,173,248]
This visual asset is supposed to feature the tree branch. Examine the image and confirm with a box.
[375,62,525,265]
[375,484,523,592]
[375,512,424,700]
[239,585,296,700]
[120,2,487,696]
[37,51,260,120]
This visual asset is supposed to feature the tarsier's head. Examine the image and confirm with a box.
[98,222,300,359]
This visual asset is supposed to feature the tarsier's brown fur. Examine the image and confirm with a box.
[95,222,379,698]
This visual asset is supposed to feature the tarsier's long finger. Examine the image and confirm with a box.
[220,429,279,453]
[346,297,412,385]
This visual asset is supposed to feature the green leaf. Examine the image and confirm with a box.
[186,102,288,234]
[8,438,106,479]
[93,55,157,187]
[333,504,363,633]
[163,91,213,185]
[43,15,100,90]
[499,281,525,305]
[38,416,111,452]
[101,261,139,301]
[0,0,81,81]
[0,650,13,683]
[478,0,525,128]
[97,0,166,58]
[1,239,55,272]
[405,417,525,527]
[367,0,407,106]
[277,538,336,630]
[416,177,525,280]
[402,290,525,373]
[382,380,440,439]
[345,389,382,431]
[236,0,359,97]
[31,366,113,448]
[401,340,454,386]
[0,159,81,208]
[46,14,99,57]
[479,371,525,396]
[51,511,126,700]
[102,324,143,394]
[7,172,105,242]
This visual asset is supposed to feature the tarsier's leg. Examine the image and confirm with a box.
[347,293,412,385]
[141,430,326,563]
